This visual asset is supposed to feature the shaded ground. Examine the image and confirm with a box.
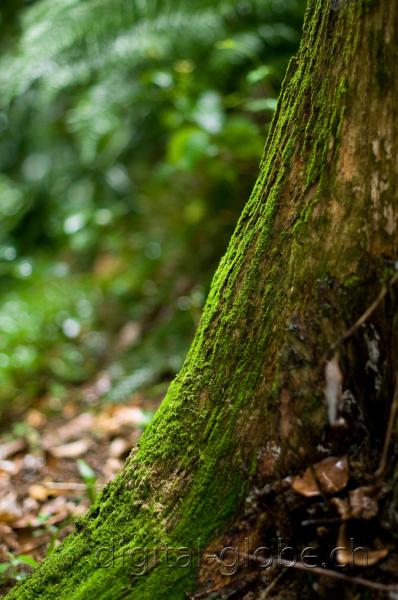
[2,371,398,599]
[192,396,398,599]
[2,289,398,599]
[0,379,166,594]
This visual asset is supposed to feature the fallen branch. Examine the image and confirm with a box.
[243,553,398,594]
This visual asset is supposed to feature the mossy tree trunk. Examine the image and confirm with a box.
[9,1,398,598]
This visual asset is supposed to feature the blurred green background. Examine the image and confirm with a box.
[0,0,305,418]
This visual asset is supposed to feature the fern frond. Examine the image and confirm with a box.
[0,0,303,104]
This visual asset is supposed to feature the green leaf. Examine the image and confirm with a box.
[167,127,211,170]
[244,97,278,112]
[247,65,272,84]
[16,555,39,569]
[77,459,96,484]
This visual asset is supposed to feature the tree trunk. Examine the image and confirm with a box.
[8,1,398,598]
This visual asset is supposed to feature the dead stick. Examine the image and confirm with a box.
[190,572,259,599]
[37,481,103,489]
[243,554,398,594]
[300,517,345,527]
[375,373,398,478]
[262,570,287,598]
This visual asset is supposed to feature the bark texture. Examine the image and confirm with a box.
[8,0,398,598]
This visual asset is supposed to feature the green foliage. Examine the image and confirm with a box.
[77,459,97,504]
[0,266,102,410]
[0,552,39,587]
[0,0,305,414]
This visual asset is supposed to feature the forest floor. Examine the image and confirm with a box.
[2,376,398,600]
[192,401,398,599]
[2,345,398,598]
[2,380,398,599]
[0,377,166,595]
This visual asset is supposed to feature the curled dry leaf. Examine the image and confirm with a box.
[19,535,49,554]
[22,497,39,513]
[22,454,44,473]
[330,496,351,520]
[335,524,388,567]
[0,523,19,552]
[37,497,69,526]
[12,514,39,529]
[28,484,50,502]
[42,413,94,448]
[29,482,88,501]
[96,405,150,435]
[349,485,379,520]
[109,437,131,458]
[256,441,281,480]
[65,501,88,518]
[291,456,349,497]
[103,457,123,481]
[0,438,26,460]
[0,459,19,475]
[49,438,92,458]
[14,496,85,529]
[0,492,22,523]
[26,409,47,429]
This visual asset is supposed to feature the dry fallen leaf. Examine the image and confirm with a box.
[103,457,123,481]
[0,523,20,552]
[0,460,19,475]
[335,524,388,567]
[38,497,69,525]
[0,385,163,574]
[49,439,92,458]
[12,513,40,529]
[22,497,39,513]
[109,437,131,458]
[22,454,44,473]
[26,409,47,429]
[330,496,351,520]
[14,496,79,529]
[349,485,379,520]
[42,413,94,448]
[64,501,88,518]
[0,439,26,460]
[96,405,149,435]
[0,492,22,523]
[29,482,89,501]
[28,484,50,502]
[19,535,49,554]
[291,456,349,497]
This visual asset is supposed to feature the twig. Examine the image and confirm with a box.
[261,569,287,598]
[242,553,398,594]
[300,516,345,527]
[190,583,223,599]
[375,373,398,479]
[328,272,398,355]
[190,573,259,600]
[37,481,103,490]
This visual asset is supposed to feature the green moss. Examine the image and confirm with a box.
[8,0,398,598]
[344,274,362,288]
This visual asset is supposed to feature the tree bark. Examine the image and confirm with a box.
[8,0,398,598]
